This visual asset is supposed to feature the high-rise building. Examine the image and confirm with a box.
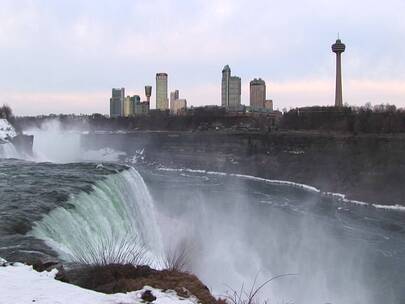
[135,101,150,115]
[123,96,133,117]
[130,95,141,116]
[250,78,266,109]
[110,88,125,118]
[169,90,187,115]
[170,90,179,112]
[264,100,273,111]
[172,99,187,115]
[221,65,241,110]
[332,38,346,107]
[156,73,168,110]
[170,90,179,103]
[132,95,150,115]
[145,86,152,103]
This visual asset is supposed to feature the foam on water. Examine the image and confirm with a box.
[158,166,405,212]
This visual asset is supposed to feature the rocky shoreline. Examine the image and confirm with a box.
[82,130,405,206]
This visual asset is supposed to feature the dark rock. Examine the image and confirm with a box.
[141,290,156,302]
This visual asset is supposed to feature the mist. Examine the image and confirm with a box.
[23,120,126,163]
[8,120,401,304]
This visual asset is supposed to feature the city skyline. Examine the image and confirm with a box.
[2,0,405,115]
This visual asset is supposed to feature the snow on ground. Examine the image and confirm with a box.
[0,119,17,141]
[0,260,199,304]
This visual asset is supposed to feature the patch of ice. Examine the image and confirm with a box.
[284,150,305,155]
[230,173,321,193]
[323,191,405,211]
[373,204,405,212]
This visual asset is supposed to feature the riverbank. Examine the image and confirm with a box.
[0,258,221,304]
[81,130,405,206]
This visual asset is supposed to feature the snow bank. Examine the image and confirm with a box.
[0,261,199,304]
[0,119,17,141]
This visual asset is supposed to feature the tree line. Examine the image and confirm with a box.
[280,104,405,133]
[6,103,405,134]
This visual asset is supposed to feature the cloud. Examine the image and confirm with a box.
[0,90,108,116]
[1,0,405,114]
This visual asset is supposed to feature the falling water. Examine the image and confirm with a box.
[30,168,164,268]
[0,142,19,159]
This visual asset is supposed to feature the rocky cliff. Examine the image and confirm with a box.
[81,131,405,206]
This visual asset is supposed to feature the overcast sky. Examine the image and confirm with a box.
[1,0,405,115]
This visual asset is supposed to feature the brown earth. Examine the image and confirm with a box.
[57,264,226,304]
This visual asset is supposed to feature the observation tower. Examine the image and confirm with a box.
[332,38,346,107]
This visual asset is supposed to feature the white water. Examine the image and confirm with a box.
[23,120,126,163]
[158,166,405,212]
[0,142,20,159]
[30,168,164,268]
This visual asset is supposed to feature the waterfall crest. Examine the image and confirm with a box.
[30,168,164,268]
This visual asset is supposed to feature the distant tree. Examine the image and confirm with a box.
[280,105,405,133]
[0,104,13,120]
[364,102,372,110]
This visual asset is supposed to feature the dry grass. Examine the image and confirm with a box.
[69,232,151,266]
[163,239,191,272]
[224,274,297,304]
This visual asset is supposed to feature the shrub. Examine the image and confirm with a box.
[224,274,297,304]
[163,239,191,272]
[69,232,151,266]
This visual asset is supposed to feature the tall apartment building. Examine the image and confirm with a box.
[170,90,179,112]
[172,99,187,115]
[110,88,125,118]
[169,90,187,115]
[250,78,266,109]
[264,99,273,111]
[123,96,133,117]
[123,95,141,117]
[133,95,149,115]
[221,65,241,110]
[156,73,168,110]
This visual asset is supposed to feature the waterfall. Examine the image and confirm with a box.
[0,142,19,159]
[30,168,164,268]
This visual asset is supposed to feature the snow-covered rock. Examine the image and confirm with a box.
[0,260,199,304]
[0,119,17,141]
